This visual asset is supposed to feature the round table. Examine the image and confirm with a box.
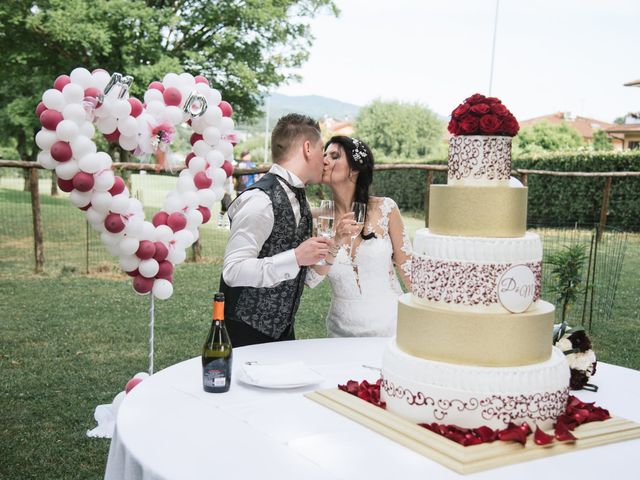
[104,337,640,480]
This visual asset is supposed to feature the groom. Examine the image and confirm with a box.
[219,113,330,347]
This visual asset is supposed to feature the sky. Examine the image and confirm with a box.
[276,0,640,123]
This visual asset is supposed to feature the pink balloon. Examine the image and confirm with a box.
[198,206,211,224]
[84,87,101,99]
[189,133,203,146]
[167,212,187,232]
[40,109,64,130]
[57,177,74,193]
[153,242,169,262]
[194,171,212,189]
[35,101,47,118]
[185,152,195,167]
[148,81,165,92]
[104,213,125,233]
[194,75,209,85]
[222,160,233,177]
[125,377,143,393]
[136,240,156,260]
[133,275,154,294]
[103,129,121,143]
[50,141,73,162]
[54,75,71,92]
[219,101,233,117]
[109,176,126,195]
[163,87,182,106]
[72,172,95,192]
[128,98,143,118]
[156,260,173,280]
[152,211,169,227]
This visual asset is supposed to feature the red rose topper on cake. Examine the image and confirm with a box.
[448,93,520,137]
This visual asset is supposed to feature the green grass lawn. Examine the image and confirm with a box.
[0,180,639,479]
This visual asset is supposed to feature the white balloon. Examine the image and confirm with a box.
[62,103,87,125]
[218,141,234,159]
[162,73,180,88]
[55,120,79,142]
[186,208,203,229]
[201,105,222,126]
[154,224,174,242]
[141,221,156,239]
[93,170,115,191]
[119,237,140,256]
[181,191,199,209]
[42,89,66,111]
[144,89,164,104]
[96,116,117,134]
[91,191,113,213]
[176,175,196,193]
[163,193,185,213]
[174,229,194,248]
[193,140,210,157]
[113,99,132,118]
[94,151,112,169]
[210,167,227,187]
[208,89,222,106]
[178,72,195,87]
[71,136,96,159]
[152,279,173,300]
[102,231,124,246]
[78,153,102,174]
[69,67,93,88]
[139,259,160,278]
[196,188,216,208]
[79,121,96,138]
[190,116,206,134]
[188,156,206,173]
[118,134,138,151]
[206,150,224,169]
[219,117,234,133]
[119,255,140,272]
[62,83,85,104]
[35,129,57,150]
[55,159,79,180]
[167,245,187,264]
[37,151,58,170]
[212,187,225,202]
[91,70,111,90]
[86,207,107,225]
[166,105,183,125]
[202,127,221,146]
[133,372,150,380]
[70,189,92,208]
[195,83,210,95]
[110,193,130,214]
[94,100,113,118]
[124,216,145,238]
[127,198,144,215]
[117,116,139,136]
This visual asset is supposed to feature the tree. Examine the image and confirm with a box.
[0,0,338,166]
[512,121,584,155]
[592,130,614,151]
[354,100,443,159]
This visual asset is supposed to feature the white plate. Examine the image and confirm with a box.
[236,363,324,389]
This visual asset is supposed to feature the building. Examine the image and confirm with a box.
[606,79,640,150]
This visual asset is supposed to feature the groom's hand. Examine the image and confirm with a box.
[294,237,331,266]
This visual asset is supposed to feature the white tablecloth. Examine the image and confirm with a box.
[104,337,640,480]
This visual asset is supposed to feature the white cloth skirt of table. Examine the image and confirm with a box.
[104,337,640,480]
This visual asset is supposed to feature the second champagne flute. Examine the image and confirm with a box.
[316,200,335,265]
[345,201,367,264]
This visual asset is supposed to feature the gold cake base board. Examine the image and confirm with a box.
[305,388,640,475]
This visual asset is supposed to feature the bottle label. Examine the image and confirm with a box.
[203,358,229,389]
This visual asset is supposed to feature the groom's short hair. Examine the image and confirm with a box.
[271,113,321,164]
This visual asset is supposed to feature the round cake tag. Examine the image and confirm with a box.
[497,264,536,313]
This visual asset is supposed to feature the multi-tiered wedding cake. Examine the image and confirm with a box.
[380,94,570,430]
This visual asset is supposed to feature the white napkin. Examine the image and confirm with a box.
[86,404,116,438]
[240,361,324,388]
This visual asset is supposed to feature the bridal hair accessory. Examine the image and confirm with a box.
[351,138,368,164]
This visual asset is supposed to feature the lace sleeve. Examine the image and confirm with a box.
[305,266,325,289]
[387,198,412,290]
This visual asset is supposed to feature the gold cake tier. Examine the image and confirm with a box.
[428,185,527,238]
[396,294,555,367]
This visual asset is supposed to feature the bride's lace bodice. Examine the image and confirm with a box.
[307,197,412,337]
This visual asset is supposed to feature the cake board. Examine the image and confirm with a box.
[305,388,640,475]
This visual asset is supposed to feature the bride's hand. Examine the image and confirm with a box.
[334,212,357,244]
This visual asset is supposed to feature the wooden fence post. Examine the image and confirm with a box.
[29,168,44,273]
[191,239,202,262]
[424,170,434,227]
[597,177,612,242]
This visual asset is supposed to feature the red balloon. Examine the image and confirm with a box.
[79,202,91,211]
[103,129,121,143]
[148,81,165,92]
[54,75,71,92]
[222,160,233,177]
[133,275,154,294]
[156,260,173,280]
[193,171,212,189]
[84,87,101,99]
[190,133,203,145]
[194,75,209,85]
[219,101,233,117]
[136,240,156,260]
[152,211,169,227]
[109,176,126,195]
[35,101,47,118]
[104,213,125,233]
[125,377,143,393]
[40,109,64,130]
[185,152,195,167]
[72,172,95,192]
[57,177,74,193]
[50,141,73,162]
[128,98,143,118]
[153,242,169,262]
[198,206,211,224]
[163,87,182,106]
[126,268,139,277]
[167,212,187,232]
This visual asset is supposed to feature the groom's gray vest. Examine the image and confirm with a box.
[219,173,312,338]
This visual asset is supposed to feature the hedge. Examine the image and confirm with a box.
[371,151,640,231]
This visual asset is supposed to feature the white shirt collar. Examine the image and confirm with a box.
[269,164,305,189]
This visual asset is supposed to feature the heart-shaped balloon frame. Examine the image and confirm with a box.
[35,67,236,300]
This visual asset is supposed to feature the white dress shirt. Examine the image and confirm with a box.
[222,164,305,288]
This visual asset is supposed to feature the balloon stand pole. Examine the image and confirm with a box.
[148,294,155,375]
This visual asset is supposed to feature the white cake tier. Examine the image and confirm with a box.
[380,339,570,430]
[411,229,543,312]
[448,135,512,186]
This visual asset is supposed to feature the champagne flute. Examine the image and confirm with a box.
[346,201,367,264]
[316,200,335,265]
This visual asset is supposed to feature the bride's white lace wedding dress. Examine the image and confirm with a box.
[308,197,412,337]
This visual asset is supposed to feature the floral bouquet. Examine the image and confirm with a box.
[448,93,519,137]
[554,324,598,391]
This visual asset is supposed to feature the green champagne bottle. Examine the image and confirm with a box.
[202,293,232,393]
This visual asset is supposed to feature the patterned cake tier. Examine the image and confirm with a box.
[380,338,570,430]
[396,293,555,367]
[448,135,512,186]
[411,229,542,313]
[428,185,527,238]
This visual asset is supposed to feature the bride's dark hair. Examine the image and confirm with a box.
[324,135,376,240]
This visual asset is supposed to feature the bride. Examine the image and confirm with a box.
[307,136,412,337]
